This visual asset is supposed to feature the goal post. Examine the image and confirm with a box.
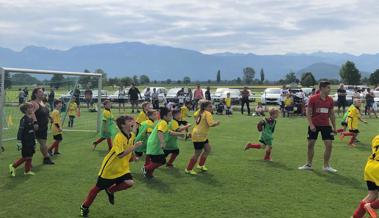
[0,67,103,150]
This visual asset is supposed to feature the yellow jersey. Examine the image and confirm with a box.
[225,98,231,107]
[51,109,62,136]
[347,106,360,130]
[191,111,215,142]
[180,106,189,121]
[98,132,135,179]
[284,97,293,107]
[102,109,113,121]
[68,102,78,116]
[364,135,379,185]
[136,111,148,124]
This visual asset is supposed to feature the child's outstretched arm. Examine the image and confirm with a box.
[177,124,191,132]
[118,141,143,158]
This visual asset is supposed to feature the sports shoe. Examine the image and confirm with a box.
[298,164,313,170]
[9,164,15,177]
[244,143,251,151]
[185,169,197,175]
[196,165,208,172]
[323,166,338,173]
[105,189,115,205]
[264,156,272,161]
[24,171,36,176]
[48,150,54,157]
[80,205,89,217]
[365,203,378,218]
[54,152,61,155]
[43,158,55,165]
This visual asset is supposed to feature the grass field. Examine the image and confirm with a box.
[0,109,378,218]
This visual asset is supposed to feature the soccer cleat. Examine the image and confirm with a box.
[9,164,15,177]
[244,143,251,151]
[196,165,208,172]
[298,164,313,170]
[166,163,174,168]
[54,152,61,155]
[365,203,377,218]
[264,156,272,161]
[105,189,115,205]
[80,205,89,217]
[323,166,338,173]
[24,171,36,176]
[48,150,54,157]
[185,169,198,175]
[43,158,55,165]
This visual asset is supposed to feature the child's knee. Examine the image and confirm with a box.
[125,180,134,187]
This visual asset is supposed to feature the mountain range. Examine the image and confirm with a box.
[0,41,378,81]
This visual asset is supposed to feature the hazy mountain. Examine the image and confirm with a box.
[0,42,378,81]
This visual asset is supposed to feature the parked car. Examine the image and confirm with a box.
[261,88,282,105]
[166,88,183,103]
[60,90,85,103]
[213,88,254,104]
[212,88,230,103]
[91,90,109,103]
[301,88,313,97]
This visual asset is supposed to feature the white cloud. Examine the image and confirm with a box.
[0,0,378,54]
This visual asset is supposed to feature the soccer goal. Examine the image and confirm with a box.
[0,67,103,150]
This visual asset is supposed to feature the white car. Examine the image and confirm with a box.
[108,88,129,102]
[261,88,282,105]
[212,88,230,102]
[166,87,183,103]
[92,90,108,102]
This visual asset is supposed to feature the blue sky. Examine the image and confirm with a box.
[0,0,378,55]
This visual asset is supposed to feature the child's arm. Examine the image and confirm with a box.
[158,131,166,148]
[359,117,368,124]
[169,130,186,137]
[17,118,25,141]
[118,141,143,158]
[177,124,191,132]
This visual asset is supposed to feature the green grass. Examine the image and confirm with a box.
[0,109,377,218]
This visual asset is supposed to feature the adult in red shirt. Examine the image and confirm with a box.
[298,81,337,173]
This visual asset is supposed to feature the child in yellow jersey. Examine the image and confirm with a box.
[185,100,220,175]
[68,97,78,128]
[134,110,158,165]
[340,99,367,147]
[164,110,191,167]
[135,102,152,126]
[180,102,192,139]
[224,92,232,115]
[80,115,142,217]
[93,100,117,151]
[48,100,63,156]
[351,135,379,218]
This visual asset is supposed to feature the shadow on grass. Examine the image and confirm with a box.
[158,167,185,179]
[132,172,175,193]
[249,159,294,171]
[194,172,223,187]
[311,170,365,190]
[0,163,43,190]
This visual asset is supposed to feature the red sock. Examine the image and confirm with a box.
[95,138,105,145]
[199,154,207,166]
[145,162,162,176]
[82,186,101,208]
[353,201,367,218]
[55,141,60,153]
[13,158,25,168]
[108,182,132,193]
[186,156,198,170]
[144,155,151,167]
[167,153,178,165]
[48,141,59,152]
[336,128,344,133]
[25,158,32,172]
[370,199,379,209]
[107,138,112,150]
[349,136,357,145]
[246,143,261,149]
[342,132,354,137]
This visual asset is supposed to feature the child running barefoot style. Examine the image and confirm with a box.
[164,110,191,168]
[340,99,368,147]
[80,116,143,217]
[93,100,117,151]
[68,96,78,128]
[134,110,157,165]
[244,108,279,161]
[185,100,220,175]
[351,135,379,218]
[9,102,37,176]
[48,100,63,156]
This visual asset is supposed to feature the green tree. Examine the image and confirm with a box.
[369,69,379,86]
[132,75,139,85]
[94,68,108,86]
[284,72,298,84]
[50,74,65,89]
[139,75,150,85]
[339,61,361,85]
[120,77,133,86]
[183,76,191,85]
[11,73,41,85]
[243,67,255,84]
[236,77,242,84]
[300,72,316,87]
[260,68,265,84]
[166,79,172,84]
[216,70,221,83]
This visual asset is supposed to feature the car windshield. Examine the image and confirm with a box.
[265,89,281,94]
[167,89,180,95]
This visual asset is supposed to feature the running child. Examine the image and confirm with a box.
[80,116,143,217]
[134,110,157,165]
[180,101,192,139]
[93,100,117,151]
[164,110,191,167]
[135,102,152,127]
[144,107,182,178]
[225,92,232,115]
[185,100,220,175]
[244,108,279,161]
[351,135,379,218]
[9,102,37,176]
[68,97,78,128]
[48,99,63,156]
[336,104,354,134]
[340,99,367,147]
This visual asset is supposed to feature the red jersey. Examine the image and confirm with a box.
[308,94,334,126]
